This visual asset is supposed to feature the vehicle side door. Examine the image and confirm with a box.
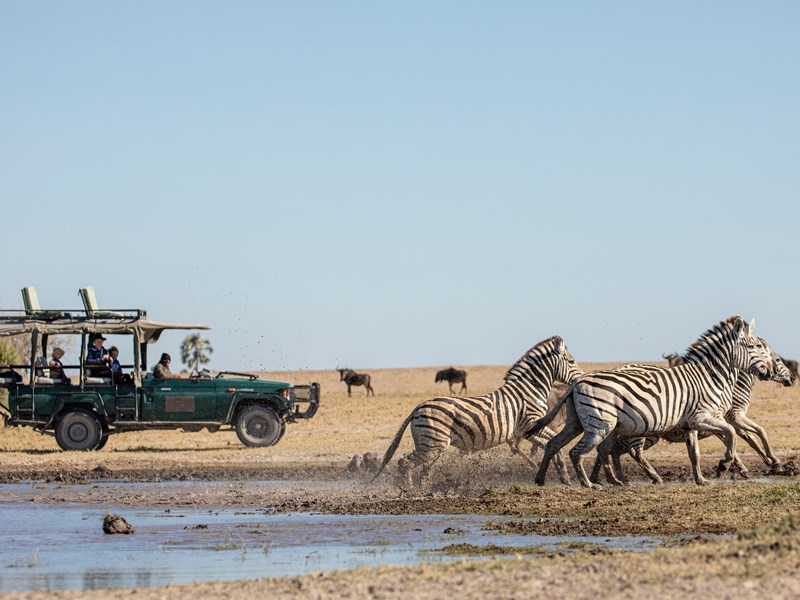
[146,378,218,421]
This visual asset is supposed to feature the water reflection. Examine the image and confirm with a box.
[0,484,676,593]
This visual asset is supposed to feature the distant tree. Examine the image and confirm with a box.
[0,338,20,366]
[180,334,213,373]
[4,334,73,364]
[0,339,20,409]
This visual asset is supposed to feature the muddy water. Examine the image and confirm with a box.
[0,482,667,592]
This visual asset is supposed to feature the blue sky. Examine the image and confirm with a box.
[1,2,798,372]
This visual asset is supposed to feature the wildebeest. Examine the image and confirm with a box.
[780,357,798,385]
[434,367,467,394]
[337,368,374,397]
[661,352,684,367]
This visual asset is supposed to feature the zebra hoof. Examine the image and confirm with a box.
[696,478,710,486]
[534,477,546,487]
[769,463,784,475]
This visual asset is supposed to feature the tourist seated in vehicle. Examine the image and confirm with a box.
[48,347,71,385]
[109,346,132,384]
[85,334,112,377]
[153,353,175,379]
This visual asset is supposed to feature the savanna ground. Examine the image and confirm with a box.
[2,362,800,599]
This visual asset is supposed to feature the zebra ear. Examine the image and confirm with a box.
[731,316,745,338]
[748,319,756,335]
[553,336,564,353]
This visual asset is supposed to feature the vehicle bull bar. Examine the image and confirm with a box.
[292,382,320,419]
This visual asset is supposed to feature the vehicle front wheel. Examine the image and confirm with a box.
[55,408,102,451]
[235,405,285,447]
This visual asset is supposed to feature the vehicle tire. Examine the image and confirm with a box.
[235,405,285,447]
[55,408,102,451]
[95,433,109,450]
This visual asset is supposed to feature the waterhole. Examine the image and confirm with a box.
[0,482,672,592]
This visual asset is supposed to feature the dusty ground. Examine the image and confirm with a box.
[2,362,800,598]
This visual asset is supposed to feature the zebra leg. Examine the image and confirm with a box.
[568,430,606,489]
[690,414,737,477]
[528,436,543,464]
[397,446,444,488]
[534,420,582,486]
[508,439,538,470]
[596,433,625,486]
[730,413,782,472]
[531,427,572,485]
[711,432,749,478]
[589,437,627,485]
[552,448,573,486]
[629,443,663,485]
[684,430,708,486]
[612,449,630,484]
[589,452,604,485]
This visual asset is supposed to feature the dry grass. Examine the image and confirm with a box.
[1,362,799,476]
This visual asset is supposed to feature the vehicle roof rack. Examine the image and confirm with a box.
[79,287,126,318]
[21,287,71,320]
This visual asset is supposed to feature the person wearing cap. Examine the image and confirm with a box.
[153,353,174,380]
[86,334,112,377]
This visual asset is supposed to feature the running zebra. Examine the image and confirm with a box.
[370,336,583,486]
[590,340,792,484]
[529,317,773,488]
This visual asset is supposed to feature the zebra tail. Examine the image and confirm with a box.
[526,387,572,439]
[368,411,415,484]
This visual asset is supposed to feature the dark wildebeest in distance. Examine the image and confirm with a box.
[662,352,684,367]
[337,368,375,397]
[434,367,467,394]
[780,357,798,385]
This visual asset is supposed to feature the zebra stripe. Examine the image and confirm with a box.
[591,340,792,484]
[530,316,772,488]
[370,336,583,486]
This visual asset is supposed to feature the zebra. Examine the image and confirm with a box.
[779,357,798,385]
[529,317,773,488]
[370,336,583,487]
[435,367,468,394]
[589,341,793,484]
[337,368,375,397]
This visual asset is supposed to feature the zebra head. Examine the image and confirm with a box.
[761,339,794,387]
[732,318,772,380]
[504,336,583,386]
[551,337,584,384]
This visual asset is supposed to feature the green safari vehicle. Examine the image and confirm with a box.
[0,298,319,451]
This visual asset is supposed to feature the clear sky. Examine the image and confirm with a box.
[1,2,798,373]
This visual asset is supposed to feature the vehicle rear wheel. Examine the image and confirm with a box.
[235,405,285,447]
[55,408,102,451]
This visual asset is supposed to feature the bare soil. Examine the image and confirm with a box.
[2,363,800,598]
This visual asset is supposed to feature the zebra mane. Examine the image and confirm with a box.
[683,316,743,363]
[504,336,562,382]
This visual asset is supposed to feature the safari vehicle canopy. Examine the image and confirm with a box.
[0,289,319,451]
